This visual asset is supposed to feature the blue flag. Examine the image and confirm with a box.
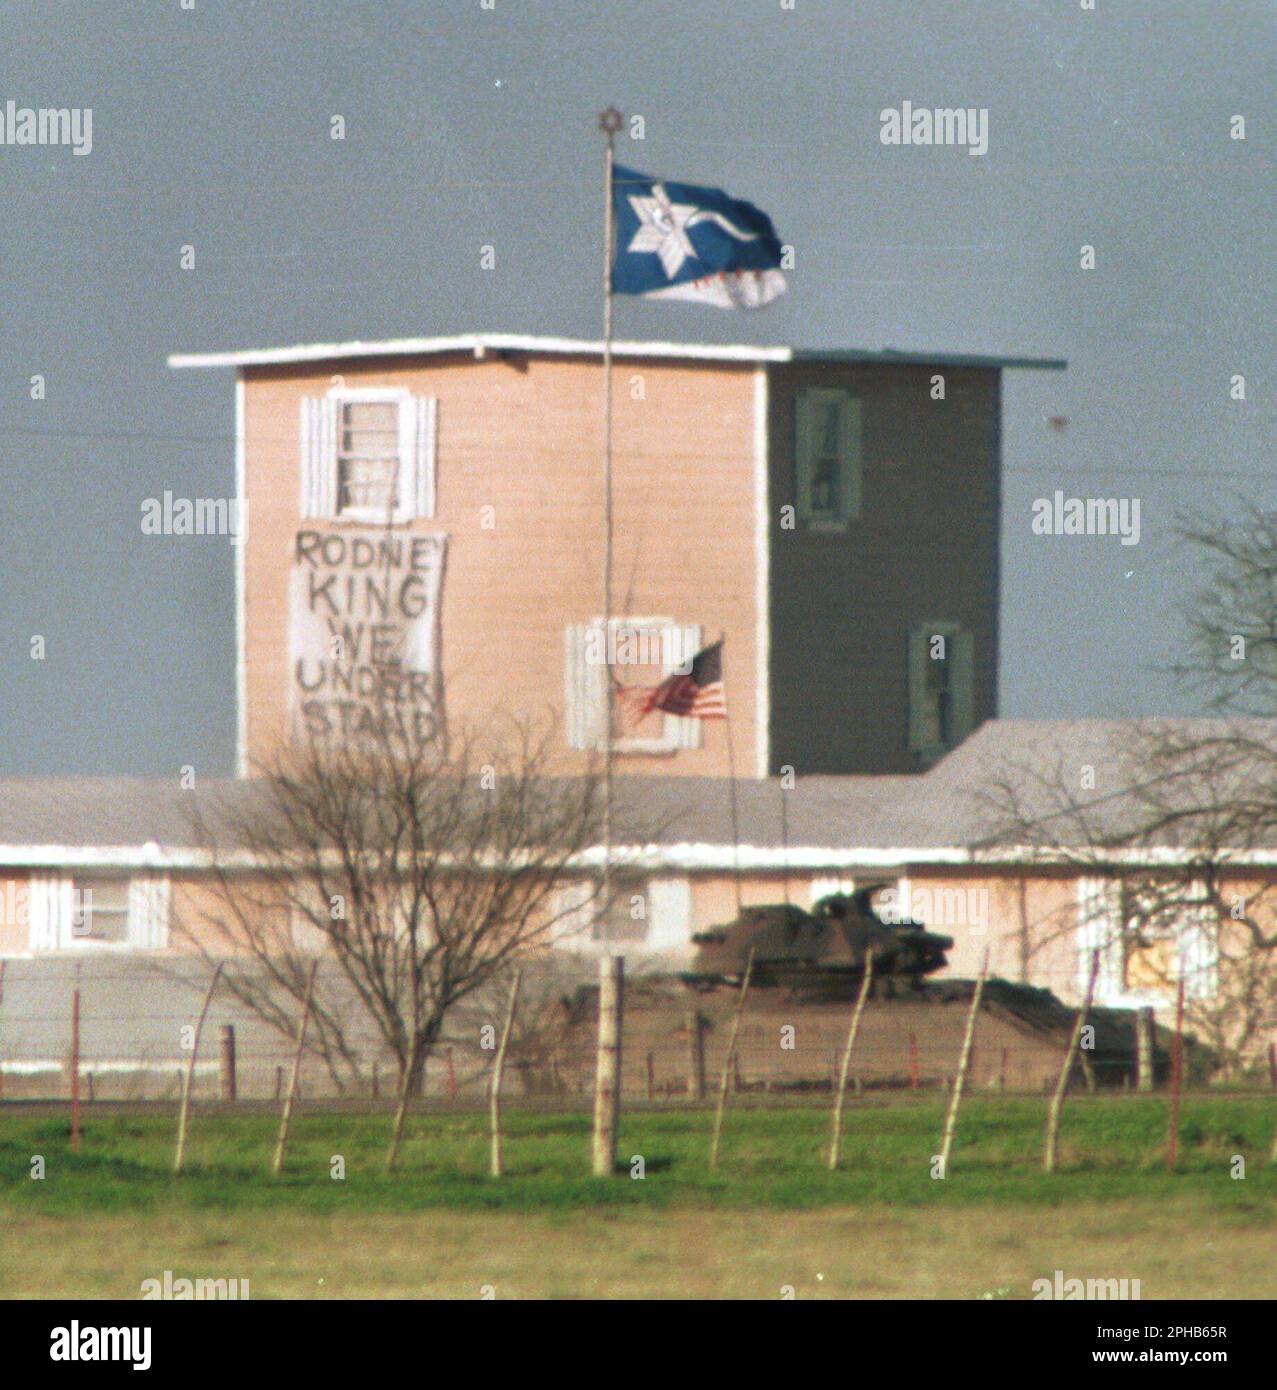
[611,165,787,309]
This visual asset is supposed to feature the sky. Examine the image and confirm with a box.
[0,0,1273,776]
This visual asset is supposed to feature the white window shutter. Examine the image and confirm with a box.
[414,396,437,519]
[28,873,62,951]
[1076,876,1122,999]
[565,623,606,750]
[129,875,171,949]
[646,876,692,951]
[1179,885,1218,1000]
[669,624,702,749]
[551,879,597,947]
[300,396,338,519]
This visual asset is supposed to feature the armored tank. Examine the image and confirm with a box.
[683,884,953,998]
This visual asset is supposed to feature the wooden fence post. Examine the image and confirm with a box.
[173,964,224,1175]
[1167,978,1186,1170]
[685,1009,705,1101]
[219,1024,237,1102]
[273,961,318,1177]
[709,949,754,1170]
[591,956,624,1177]
[938,950,988,1178]
[489,971,521,1178]
[1136,1006,1155,1093]
[69,988,82,1153]
[1044,949,1100,1174]
[1268,1049,1277,1164]
[828,952,875,1170]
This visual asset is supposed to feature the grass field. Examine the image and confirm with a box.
[3,1095,1276,1298]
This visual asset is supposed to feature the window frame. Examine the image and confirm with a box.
[795,387,862,530]
[1076,876,1219,1008]
[567,616,701,755]
[593,878,651,947]
[907,621,975,761]
[326,385,414,525]
[68,874,133,949]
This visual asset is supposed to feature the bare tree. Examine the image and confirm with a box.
[978,500,1277,1080]
[1170,503,1277,715]
[179,715,608,1107]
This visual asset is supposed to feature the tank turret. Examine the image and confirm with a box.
[683,884,953,996]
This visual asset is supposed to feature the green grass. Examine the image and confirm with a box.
[3,1094,1276,1216]
[5,1097,1277,1298]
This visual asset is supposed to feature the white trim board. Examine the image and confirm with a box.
[171,334,792,370]
[3,837,1274,874]
[168,333,1068,373]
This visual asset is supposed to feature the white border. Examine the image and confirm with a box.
[234,373,247,778]
[753,365,770,778]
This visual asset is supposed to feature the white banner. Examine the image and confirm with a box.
[290,528,447,743]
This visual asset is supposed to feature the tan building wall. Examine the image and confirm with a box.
[242,352,762,776]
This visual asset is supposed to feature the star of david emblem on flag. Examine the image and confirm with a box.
[612,165,787,309]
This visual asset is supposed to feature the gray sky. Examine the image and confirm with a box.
[1,0,1273,776]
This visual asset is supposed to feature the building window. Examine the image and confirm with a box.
[1121,879,1218,1002]
[550,878,649,950]
[337,398,400,517]
[795,388,861,527]
[908,623,974,761]
[70,875,131,944]
[1076,877,1219,1005]
[300,389,437,523]
[564,617,702,754]
[595,882,649,946]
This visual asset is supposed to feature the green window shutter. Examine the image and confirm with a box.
[951,628,975,740]
[907,625,930,753]
[842,396,862,521]
[795,391,816,522]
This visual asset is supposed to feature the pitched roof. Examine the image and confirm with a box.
[1,717,1275,868]
[167,331,1066,373]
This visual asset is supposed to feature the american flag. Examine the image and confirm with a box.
[614,639,727,721]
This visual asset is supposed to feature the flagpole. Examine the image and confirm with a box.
[720,633,744,915]
[598,107,623,951]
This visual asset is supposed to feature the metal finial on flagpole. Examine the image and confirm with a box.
[598,107,623,951]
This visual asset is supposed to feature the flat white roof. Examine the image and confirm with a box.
[168,332,1065,372]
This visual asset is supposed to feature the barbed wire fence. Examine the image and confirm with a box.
[1,953,1273,1108]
